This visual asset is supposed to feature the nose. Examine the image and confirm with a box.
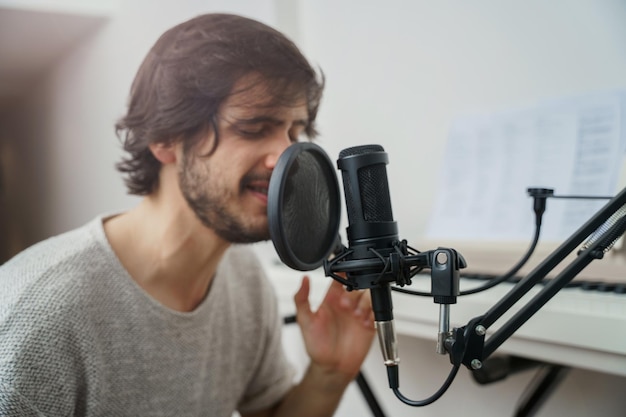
[264,134,293,170]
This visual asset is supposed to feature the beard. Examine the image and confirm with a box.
[178,151,270,243]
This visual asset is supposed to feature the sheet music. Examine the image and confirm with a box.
[427,91,625,242]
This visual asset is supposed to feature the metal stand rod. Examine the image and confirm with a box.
[356,371,388,417]
[514,365,570,417]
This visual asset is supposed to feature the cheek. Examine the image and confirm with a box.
[209,144,259,188]
[220,152,253,175]
[209,160,244,195]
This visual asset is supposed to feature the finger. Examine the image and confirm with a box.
[293,276,312,326]
[322,278,346,305]
[354,289,372,318]
[362,297,376,329]
[338,287,360,311]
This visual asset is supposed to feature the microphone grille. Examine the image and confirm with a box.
[339,145,393,222]
[360,164,393,222]
[339,144,384,159]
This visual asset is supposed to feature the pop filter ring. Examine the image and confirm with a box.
[267,142,341,271]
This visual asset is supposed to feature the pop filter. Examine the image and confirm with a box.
[268,142,341,271]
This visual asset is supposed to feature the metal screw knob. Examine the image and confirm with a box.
[471,359,483,370]
[436,251,448,265]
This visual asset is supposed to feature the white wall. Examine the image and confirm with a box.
[1,0,281,244]
[2,1,626,415]
[5,0,626,245]
[294,0,626,243]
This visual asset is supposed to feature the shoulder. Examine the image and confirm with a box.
[0,221,108,411]
[1,217,107,274]
[0,217,114,318]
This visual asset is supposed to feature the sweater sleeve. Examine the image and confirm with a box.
[0,379,48,417]
[0,270,86,417]
[0,302,88,416]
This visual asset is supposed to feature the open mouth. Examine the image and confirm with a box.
[244,180,270,203]
[248,184,268,196]
[242,172,272,205]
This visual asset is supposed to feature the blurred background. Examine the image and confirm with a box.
[1,1,625,416]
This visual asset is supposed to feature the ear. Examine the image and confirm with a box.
[149,142,177,164]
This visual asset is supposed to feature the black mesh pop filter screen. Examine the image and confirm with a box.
[268,142,341,271]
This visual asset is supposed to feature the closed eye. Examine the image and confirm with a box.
[230,118,277,139]
[237,126,269,138]
[228,116,309,142]
[288,127,308,143]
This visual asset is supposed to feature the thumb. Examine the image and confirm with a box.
[293,276,312,327]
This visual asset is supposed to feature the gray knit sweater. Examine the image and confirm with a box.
[0,217,294,416]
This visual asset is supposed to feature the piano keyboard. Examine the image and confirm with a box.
[266,264,626,378]
[459,272,626,294]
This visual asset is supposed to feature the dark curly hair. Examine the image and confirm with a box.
[115,13,324,195]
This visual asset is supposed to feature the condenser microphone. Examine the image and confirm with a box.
[267,142,403,371]
[337,144,400,369]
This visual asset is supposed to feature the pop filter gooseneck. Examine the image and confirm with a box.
[267,142,341,271]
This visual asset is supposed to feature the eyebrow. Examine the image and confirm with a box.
[230,116,308,127]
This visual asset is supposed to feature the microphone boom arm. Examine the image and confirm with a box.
[447,185,626,371]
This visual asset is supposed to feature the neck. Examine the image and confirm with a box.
[104,195,230,312]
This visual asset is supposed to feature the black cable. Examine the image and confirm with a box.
[390,285,430,297]
[459,223,541,295]
[390,223,539,297]
[391,196,545,298]
[387,364,460,407]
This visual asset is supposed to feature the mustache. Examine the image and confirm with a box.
[240,171,272,188]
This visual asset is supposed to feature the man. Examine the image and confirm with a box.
[0,13,375,416]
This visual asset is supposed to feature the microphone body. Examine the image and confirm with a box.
[337,145,400,368]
